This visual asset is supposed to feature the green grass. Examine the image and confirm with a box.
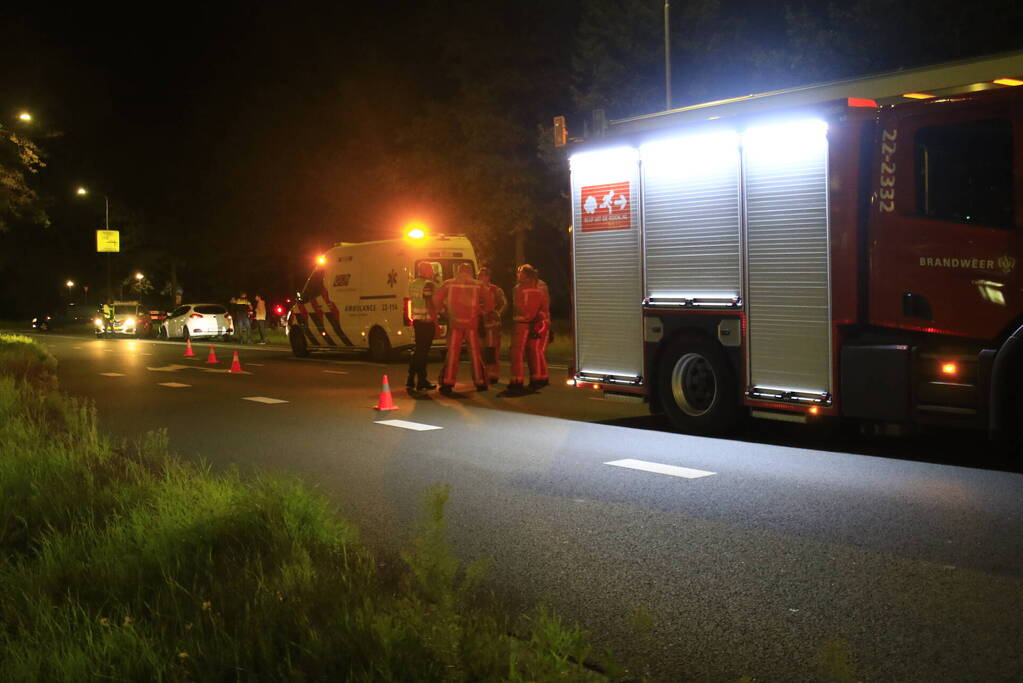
[0,334,620,681]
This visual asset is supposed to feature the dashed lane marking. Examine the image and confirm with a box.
[243,396,288,404]
[158,382,191,388]
[323,370,348,374]
[604,458,716,479]
[375,419,443,431]
[99,372,125,377]
[248,363,265,366]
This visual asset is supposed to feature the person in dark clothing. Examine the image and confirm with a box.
[230,292,253,344]
[406,262,439,391]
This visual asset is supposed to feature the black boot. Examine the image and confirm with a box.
[505,382,526,395]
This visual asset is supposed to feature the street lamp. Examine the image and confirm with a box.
[134,272,144,281]
[76,186,114,302]
[18,111,32,122]
[75,186,109,229]
[66,280,75,302]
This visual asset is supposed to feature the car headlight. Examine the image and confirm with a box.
[31,317,37,323]
[125,317,136,326]
[94,318,104,327]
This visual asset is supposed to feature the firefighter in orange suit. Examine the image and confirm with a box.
[508,264,550,393]
[433,263,492,394]
[477,266,507,385]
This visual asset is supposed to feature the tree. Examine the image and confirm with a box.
[0,123,48,232]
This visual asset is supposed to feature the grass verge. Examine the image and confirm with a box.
[0,334,617,680]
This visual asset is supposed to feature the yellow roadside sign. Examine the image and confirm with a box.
[96,230,120,253]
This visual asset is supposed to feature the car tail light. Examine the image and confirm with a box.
[274,305,284,315]
[225,313,232,320]
[403,298,413,326]
[189,313,203,319]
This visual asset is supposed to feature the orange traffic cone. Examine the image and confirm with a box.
[206,345,219,364]
[229,351,243,373]
[184,339,195,357]
[374,374,399,411]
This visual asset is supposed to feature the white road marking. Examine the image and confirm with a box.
[604,459,716,479]
[243,396,288,404]
[158,382,191,388]
[99,372,125,377]
[375,419,442,431]
[323,370,348,374]
[248,363,264,366]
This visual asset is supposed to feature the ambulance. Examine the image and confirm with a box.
[286,232,478,360]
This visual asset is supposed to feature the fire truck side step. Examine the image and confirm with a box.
[751,409,808,424]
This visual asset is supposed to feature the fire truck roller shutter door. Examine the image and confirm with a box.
[742,119,832,399]
[640,132,742,305]
[570,146,644,383]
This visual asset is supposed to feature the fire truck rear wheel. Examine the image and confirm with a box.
[658,336,738,435]
[368,327,392,363]
[289,326,309,357]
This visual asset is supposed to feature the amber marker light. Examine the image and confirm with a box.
[316,254,327,266]
[809,406,820,416]
[994,78,1023,86]
[902,93,935,99]
[941,362,959,377]
[404,220,428,240]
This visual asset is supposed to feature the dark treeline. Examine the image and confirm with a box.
[2,1,1021,315]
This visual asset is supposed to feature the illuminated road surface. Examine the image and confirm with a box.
[28,333,1023,682]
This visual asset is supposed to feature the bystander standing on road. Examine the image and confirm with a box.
[406,262,439,391]
[477,266,506,385]
[508,264,550,393]
[230,292,253,344]
[253,294,268,344]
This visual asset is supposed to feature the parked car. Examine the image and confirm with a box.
[159,303,233,341]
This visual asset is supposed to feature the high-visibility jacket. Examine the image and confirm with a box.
[409,278,436,321]
[513,279,550,323]
[480,283,506,329]
[433,276,492,329]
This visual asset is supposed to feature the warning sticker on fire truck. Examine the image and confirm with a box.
[580,182,632,232]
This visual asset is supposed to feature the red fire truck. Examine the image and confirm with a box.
[568,51,1023,443]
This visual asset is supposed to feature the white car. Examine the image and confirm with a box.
[159,303,233,341]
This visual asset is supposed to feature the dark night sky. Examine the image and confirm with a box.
[3,4,444,307]
[3,1,1023,314]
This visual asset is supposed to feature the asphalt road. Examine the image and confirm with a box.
[19,331,1023,681]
